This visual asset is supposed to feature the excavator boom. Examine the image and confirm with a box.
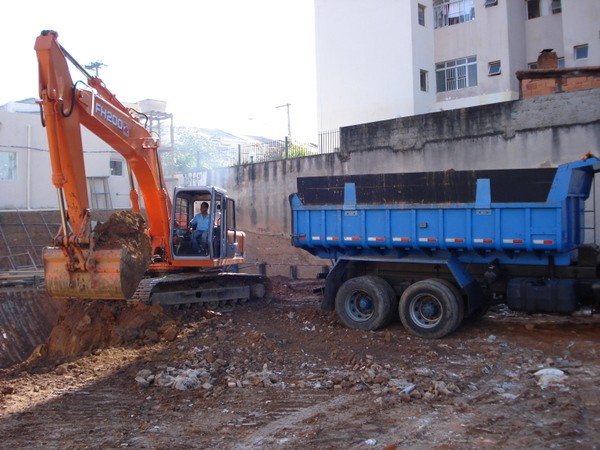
[36,30,166,299]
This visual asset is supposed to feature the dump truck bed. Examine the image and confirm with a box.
[290,158,600,267]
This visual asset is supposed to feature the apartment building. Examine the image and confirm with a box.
[314,0,600,132]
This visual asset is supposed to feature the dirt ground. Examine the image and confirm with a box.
[1,277,599,449]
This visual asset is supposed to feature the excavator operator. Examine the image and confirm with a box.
[190,202,211,254]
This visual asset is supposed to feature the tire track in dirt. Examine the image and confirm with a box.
[234,392,358,449]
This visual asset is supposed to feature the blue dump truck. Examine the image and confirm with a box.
[290,156,600,338]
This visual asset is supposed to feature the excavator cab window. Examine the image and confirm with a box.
[173,196,189,231]
[225,198,235,230]
[171,187,232,260]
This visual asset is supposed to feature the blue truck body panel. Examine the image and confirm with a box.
[290,158,600,268]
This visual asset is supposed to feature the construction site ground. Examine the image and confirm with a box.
[1,277,599,449]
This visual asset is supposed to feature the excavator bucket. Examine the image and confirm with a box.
[43,247,145,300]
[43,211,152,300]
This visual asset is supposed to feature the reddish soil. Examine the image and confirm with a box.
[0,277,599,449]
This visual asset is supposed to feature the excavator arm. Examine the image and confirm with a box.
[35,30,171,299]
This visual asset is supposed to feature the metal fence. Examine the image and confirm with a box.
[177,131,341,183]
[215,130,340,167]
[317,129,340,155]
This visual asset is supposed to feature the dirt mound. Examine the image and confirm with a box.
[93,210,153,297]
[94,210,152,260]
[41,300,175,362]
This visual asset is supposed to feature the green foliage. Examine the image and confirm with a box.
[160,127,318,175]
[286,142,314,158]
[165,127,237,173]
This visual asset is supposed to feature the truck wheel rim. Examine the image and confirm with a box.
[346,292,374,322]
[409,294,441,328]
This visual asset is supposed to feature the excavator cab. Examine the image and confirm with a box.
[170,187,241,261]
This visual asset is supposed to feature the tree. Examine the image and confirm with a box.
[169,127,237,173]
[286,141,315,158]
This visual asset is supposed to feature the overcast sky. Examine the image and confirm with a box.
[1,0,317,141]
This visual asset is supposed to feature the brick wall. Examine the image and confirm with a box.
[516,67,600,98]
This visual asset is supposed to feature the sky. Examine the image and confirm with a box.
[0,0,318,141]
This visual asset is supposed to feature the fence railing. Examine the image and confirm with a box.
[214,130,340,168]
[317,129,340,155]
[0,252,38,272]
[238,138,291,165]
[177,130,340,181]
[234,130,340,165]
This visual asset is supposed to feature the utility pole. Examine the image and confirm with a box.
[276,103,292,138]
[84,61,107,77]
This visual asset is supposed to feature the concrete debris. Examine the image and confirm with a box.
[136,367,213,391]
[534,368,567,389]
[133,348,468,401]
[135,369,155,388]
[415,367,434,377]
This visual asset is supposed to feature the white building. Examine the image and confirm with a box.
[0,100,134,211]
[314,0,600,132]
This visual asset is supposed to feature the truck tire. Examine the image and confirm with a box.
[335,276,397,331]
[399,279,464,339]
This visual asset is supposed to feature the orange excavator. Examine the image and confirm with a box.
[36,30,268,306]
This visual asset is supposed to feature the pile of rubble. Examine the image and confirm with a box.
[133,318,473,404]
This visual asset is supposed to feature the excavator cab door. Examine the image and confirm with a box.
[222,197,239,259]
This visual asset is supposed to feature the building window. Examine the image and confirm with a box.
[110,159,123,176]
[418,4,426,26]
[575,44,588,60]
[488,61,501,76]
[420,70,429,91]
[526,0,540,19]
[551,0,561,14]
[433,0,475,29]
[557,57,565,68]
[436,56,478,92]
[484,0,498,6]
[0,151,17,180]
[528,62,538,69]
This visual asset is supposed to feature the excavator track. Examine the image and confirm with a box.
[129,271,271,308]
